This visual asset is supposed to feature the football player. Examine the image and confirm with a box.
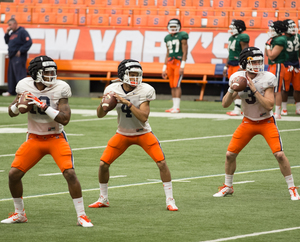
[225,19,250,116]
[213,47,300,201]
[162,18,189,113]
[281,19,300,115]
[265,20,289,119]
[1,56,93,227]
[89,59,178,211]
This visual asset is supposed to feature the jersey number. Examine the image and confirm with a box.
[286,40,300,52]
[244,87,256,104]
[167,39,180,54]
[121,103,132,118]
[30,96,50,115]
[228,40,236,51]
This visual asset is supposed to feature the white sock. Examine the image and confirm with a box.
[275,105,281,114]
[13,197,24,214]
[173,98,181,109]
[163,181,173,199]
[100,183,108,199]
[225,174,234,187]
[296,102,300,111]
[234,99,241,112]
[285,174,295,189]
[282,102,287,111]
[73,197,86,217]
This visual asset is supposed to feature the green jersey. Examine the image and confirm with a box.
[164,31,189,60]
[285,34,300,63]
[228,33,250,62]
[268,35,288,64]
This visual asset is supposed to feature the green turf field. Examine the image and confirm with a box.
[0,96,300,242]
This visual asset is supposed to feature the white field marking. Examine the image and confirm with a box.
[1,128,300,158]
[110,175,127,178]
[0,123,27,128]
[39,173,62,176]
[200,226,300,242]
[0,170,4,172]
[70,117,115,122]
[1,165,300,202]
[233,181,255,184]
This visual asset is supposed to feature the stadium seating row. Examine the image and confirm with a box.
[3,11,298,29]
[11,0,300,9]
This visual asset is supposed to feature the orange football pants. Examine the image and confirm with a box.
[227,117,283,154]
[167,58,183,88]
[268,63,285,93]
[283,67,300,91]
[101,132,165,165]
[228,65,240,79]
[12,132,74,173]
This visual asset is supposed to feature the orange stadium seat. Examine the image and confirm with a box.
[261,17,277,29]
[230,16,261,28]
[88,5,106,15]
[119,0,137,6]
[69,4,86,14]
[68,0,85,4]
[140,8,158,15]
[17,4,34,13]
[78,14,86,25]
[231,0,248,8]
[110,15,129,26]
[265,0,284,9]
[32,0,50,3]
[176,0,193,7]
[34,4,54,13]
[165,15,178,23]
[158,7,177,16]
[157,0,175,7]
[138,0,155,7]
[193,0,211,7]
[278,10,298,20]
[179,7,197,17]
[49,0,68,4]
[34,12,56,24]
[133,15,148,27]
[54,5,71,14]
[56,13,77,24]
[278,15,298,23]
[147,15,166,27]
[206,16,227,27]
[213,0,231,8]
[214,8,232,17]
[232,8,252,17]
[14,0,32,4]
[4,12,18,22]
[248,0,265,8]
[0,3,18,14]
[105,5,123,15]
[196,7,214,17]
[256,8,276,18]
[284,0,298,9]
[122,7,140,15]
[17,12,32,24]
[104,0,119,6]
[85,0,104,6]
[182,16,201,27]
[86,13,109,25]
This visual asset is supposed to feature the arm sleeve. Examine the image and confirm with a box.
[61,83,72,98]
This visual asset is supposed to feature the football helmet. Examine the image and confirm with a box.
[28,55,57,87]
[118,59,143,87]
[283,19,298,35]
[268,21,288,38]
[239,47,264,73]
[228,20,246,35]
[167,18,181,34]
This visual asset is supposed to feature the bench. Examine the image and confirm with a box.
[26,59,216,101]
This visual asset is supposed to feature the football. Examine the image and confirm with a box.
[231,76,248,92]
[101,92,117,112]
[17,92,33,114]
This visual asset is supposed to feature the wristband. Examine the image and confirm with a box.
[162,64,167,72]
[128,102,133,109]
[228,87,234,94]
[253,90,258,95]
[45,106,59,120]
[223,66,228,70]
[180,61,186,68]
[265,45,271,50]
[10,103,20,114]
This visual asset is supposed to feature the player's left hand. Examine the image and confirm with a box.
[246,75,256,93]
[26,94,48,111]
[113,93,126,105]
[179,68,184,75]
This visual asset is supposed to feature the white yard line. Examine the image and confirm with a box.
[200,226,300,242]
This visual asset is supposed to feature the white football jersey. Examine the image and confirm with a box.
[16,77,72,135]
[104,82,156,136]
[229,71,277,121]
